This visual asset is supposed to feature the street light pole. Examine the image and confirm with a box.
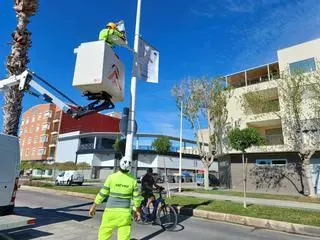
[178,100,183,193]
[125,0,142,174]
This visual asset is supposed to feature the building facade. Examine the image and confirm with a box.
[56,131,217,180]
[19,104,61,161]
[217,38,320,195]
[19,103,120,162]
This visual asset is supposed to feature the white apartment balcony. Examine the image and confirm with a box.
[246,112,281,126]
[226,62,280,88]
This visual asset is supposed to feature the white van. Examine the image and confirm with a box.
[55,170,84,186]
[0,134,20,216]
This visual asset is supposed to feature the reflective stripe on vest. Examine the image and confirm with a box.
[109,192,132,198]
[106,196,131,208]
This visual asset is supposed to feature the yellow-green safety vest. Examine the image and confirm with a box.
[95,171,142,210]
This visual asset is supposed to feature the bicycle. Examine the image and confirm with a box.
[135,187,178,231]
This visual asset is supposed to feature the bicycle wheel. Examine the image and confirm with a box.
[157,205,177,231]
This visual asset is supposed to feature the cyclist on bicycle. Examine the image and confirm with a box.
[141,168,163,215]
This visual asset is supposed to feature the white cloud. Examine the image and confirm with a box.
[191,0,285,18]
[225,0,255,13]
[230,0,320,69]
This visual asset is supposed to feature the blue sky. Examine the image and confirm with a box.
[1,0,320,140]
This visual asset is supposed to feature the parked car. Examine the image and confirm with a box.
[55,171,84,186]
[196,173,219,187]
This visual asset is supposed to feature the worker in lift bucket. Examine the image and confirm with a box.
[99,22,125,48]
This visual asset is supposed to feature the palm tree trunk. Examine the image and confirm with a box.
[3,0,39,135]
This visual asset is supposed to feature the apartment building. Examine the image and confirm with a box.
[217,38,320,195]
[19,103,121,162]
[19,104,61,161]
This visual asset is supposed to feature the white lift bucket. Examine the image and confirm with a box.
[73,41,125,103]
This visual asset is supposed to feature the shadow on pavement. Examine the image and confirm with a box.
[13,202,93,227]
[3,202,94,239]
[4,229,53,240]
[139,228,166,240]
[135,201,211,240]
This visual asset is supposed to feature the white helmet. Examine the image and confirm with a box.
[119,156,132,171]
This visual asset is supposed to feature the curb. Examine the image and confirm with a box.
[20,186,320,237]
[177,206,320,237]
[20,185,96,200]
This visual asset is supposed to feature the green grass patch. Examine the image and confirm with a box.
[183,188,320,204]
[22,181,100,195]
[167,195,320,227]
[22,181,320,227]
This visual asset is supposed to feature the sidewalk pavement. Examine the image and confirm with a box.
[174,191,320,211]
[3,220,99,240]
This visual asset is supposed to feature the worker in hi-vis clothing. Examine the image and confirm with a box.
[89,156,142,240]
[99,22,125,48]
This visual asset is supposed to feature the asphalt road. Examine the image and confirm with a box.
[2,189,318,240]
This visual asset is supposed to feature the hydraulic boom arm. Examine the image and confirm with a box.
[0,70,114,118]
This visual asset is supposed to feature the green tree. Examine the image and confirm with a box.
[76,162,91,170]
[228,128,264,208]
[152,136,172,197]
[151,136,172,154]
[172,76,231,190]
[3,1,39,135]
[33,162,48,179]
[20,161,31,170]
[113,138,126,158]
[58,161,77,171]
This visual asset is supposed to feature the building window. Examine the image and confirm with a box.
[36,125,40,132]
[38,148,46,156]
[79,137,95,150]
[256,159,287,166]
[34,137,38,144]
[26,118,29,124]
[289,58,316,74]
[44,110,52,118]
[38,113,42,120]
[19,129,23,136]
[28,137,32,144]
[49,146,56,157]
[29,127,33,133]
[32,148,36,156]
[40,135,48,143]
[32,115,36,122]
[25,149,29,156]
[24,128,28,133]
[21,120,24,126]
[42,123,50,131]
[265,128,284,145]
[100,138,115,150]
[51,135,58,144]
[54,111,61,119]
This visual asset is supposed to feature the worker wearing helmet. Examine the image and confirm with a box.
[99,22,125,48]
[89,156,142,240]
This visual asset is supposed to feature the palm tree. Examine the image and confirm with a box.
[3,0,39,136]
